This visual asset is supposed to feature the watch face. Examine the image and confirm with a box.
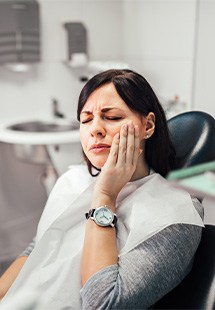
[94,207,114,227]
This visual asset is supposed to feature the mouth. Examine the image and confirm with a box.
[89,144,111,153]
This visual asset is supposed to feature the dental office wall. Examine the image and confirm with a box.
[0,0,123,124]
[193,0,215,117]
[122,0,215,117]
[0,0,214,224]
[123,0,195,111]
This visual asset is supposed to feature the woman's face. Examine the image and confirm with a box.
[79,83,147,169]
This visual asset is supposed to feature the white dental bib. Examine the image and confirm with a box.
[1,165,204,309]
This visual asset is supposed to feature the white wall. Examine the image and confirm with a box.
[122,0,197,110]
[122,0,215,118]
[0,0,124,123]
[193,0,215,117]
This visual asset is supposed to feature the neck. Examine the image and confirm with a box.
[130,158,150,182]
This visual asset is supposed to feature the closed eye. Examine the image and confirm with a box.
[81,116,122,124]
[81,119,92,124]
[105,116,122,121]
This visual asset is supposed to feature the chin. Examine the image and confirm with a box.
[89,156,107,170]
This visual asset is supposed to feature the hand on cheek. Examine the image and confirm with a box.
[93,121,140,202]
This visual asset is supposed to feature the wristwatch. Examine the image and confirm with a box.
[85,206,117,228]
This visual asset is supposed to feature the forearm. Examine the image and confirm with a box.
[81,123,140,286]
[0,256,27,300]
[81,195,118,286]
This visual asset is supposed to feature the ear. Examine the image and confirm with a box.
[144,112,155,139]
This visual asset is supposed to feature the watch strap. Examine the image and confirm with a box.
[85,208,95,219]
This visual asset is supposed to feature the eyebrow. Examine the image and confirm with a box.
[81,107,124,114]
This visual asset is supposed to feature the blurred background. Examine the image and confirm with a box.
[0,0,214,274]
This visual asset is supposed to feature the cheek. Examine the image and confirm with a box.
[109,125,121,137]
[108,120,125,132]
[139,127,145,140]
[79,129,88,150]
[133,118,146,140]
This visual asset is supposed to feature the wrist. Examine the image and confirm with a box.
[92,193,116,212]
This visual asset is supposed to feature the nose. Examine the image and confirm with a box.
[90,118,106,137]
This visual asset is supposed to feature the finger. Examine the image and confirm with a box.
[104,133,119,167]
[126,121,135,165]
[132,125,140,165]
[116,124,128,165]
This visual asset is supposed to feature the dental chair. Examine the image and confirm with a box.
[168,110,215,169]
[154,111,215,309]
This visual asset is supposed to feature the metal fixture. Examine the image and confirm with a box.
[52,98,65,119]
[0,0,40,66]
[64,22,88,67]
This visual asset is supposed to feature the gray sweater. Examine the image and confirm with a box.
[21,198,203,309]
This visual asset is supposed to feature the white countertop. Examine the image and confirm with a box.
[0,119,80,145]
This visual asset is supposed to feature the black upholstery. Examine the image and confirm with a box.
[154,111,215,309]
[154,225,215,310]
[168,111,215,170]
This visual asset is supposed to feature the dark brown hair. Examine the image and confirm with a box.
[77,69,175,177]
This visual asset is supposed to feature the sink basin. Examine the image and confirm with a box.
[7,120,80,133]
[0,119,80,145]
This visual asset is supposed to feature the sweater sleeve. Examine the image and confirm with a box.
[80,199,203,309]
[19,237,36,257]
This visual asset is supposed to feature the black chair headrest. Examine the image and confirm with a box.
[168,111,215,170]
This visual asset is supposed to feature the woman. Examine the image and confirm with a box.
[0,69,203,309]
